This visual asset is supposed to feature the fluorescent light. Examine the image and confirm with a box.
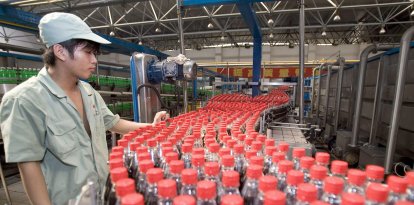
[10,0,38,5]
[18,0,64,6]
[327,0,337,7]
[333,14,341,21]
[379,27,386,34]
[321,31,327,36]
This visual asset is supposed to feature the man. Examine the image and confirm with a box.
[0,12,167,205]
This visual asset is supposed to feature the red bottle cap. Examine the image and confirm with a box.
[221,195,244,205]
[311,201,329,205]
[227,139,237,148]
[191,154,204,166]
[165,152,179,163]
[323,176,344,194]
[387,175,409,193]
[341,193,365,205]
[139,159,154,174]
[297,183,317,203]
[173,195,196,205]
[257,135,266,143]
[110,167,128,183]
[135,136,144,144]
[330,160,348,175]
[197,180,216,199]
[395,201,414,205]
[110,152,123,160]
[137,153,151,161]
[366,165,384,181]
[109,158,124,170]
[221,155,235,167]
[245,137,254,146]
[265,139,275,147]
[158,179,177,198]
[300,156,315,170]
[287,170,304,185]
[249,132,258,139]
[181,168,197,185]
[272,152,286,163]
[347,169,366,186]
[209,143,220,153]
[265,146,277,156]
[245,150,257,159]
[366,183,389,202]
[222,170,240,187]
[406,171,414,186]
[192,148,204,156]
[118,139,128,148]
[238,134,246,141]
[233,144,245,154]
[169,160,184,174]
[250,156,264,166]
[181,143,192,153]
[146,168,164,184]
[278,160,294,173]
[292,148,306,158]
[315,152,330,165]
[129,142,140,152]
[277,142,289,152]
[219,148,232,157]
[121,193,144,205]
[259,175,278,192]
[252,141,263,151]
[135,147,148,155]
[246,164,263,179]
[264,190,286,205]
[116,178,135,197]
[112,146,124,153]
[162,147,174,157]
[147,139,156,147]
[205,162,220,176]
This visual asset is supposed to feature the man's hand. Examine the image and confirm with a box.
[152,111,169,126]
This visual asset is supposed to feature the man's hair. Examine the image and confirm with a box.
[42,39,100,68]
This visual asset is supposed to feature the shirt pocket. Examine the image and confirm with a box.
[46,119,79,165]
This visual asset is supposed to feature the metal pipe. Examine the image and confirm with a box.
[323,65,332,127]
[316,65,323,123]
[299,0,305,124]
[292,85,297,108]
[333,57,345,132]
[369,56,386,145]
[385,26,414,174]
[183,81,188,113]
[311,66,320,117]
[177,0,187,113]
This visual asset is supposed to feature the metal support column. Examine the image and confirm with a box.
[299,0,305,123]
[316,64,325,125]
[177,0,188,113]
[323,65,332,127]
[311,66,319,117]
[252,36,262,96]
[333,57,345,132]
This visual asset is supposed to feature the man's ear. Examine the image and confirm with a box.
[52,44,67,62]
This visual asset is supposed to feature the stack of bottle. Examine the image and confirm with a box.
[101,92,414,205]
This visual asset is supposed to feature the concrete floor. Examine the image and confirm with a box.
[0,181,30,205]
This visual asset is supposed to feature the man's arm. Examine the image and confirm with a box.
[109,111,169,135]
[18,162,52,205]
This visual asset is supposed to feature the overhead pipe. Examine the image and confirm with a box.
[369,56,386,145]
[333,57,345,133]
[385,26,414,173]
[299,0,305,123]
[350,44,397,147]
[323,65,332,127]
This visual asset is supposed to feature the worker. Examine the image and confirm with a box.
[0,12,168,205]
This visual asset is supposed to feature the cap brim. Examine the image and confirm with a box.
[72,32,111,45]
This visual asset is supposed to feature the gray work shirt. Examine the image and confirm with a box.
[0,67,120,205]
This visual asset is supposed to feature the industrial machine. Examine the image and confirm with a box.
[129,53,197,123]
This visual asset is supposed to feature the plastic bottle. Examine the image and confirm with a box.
[115,178,136,205]
[145,168,164,205]
[321,176,344,205]
[241,165,263,205]
[277,160,294,191]
[366,165,385,185]
[105,167,128,205]
[196,180,217,205]
[299,156,315,183]
[180,169,198,197]
[263,190,286,205]
[157,179,177,205]
[277,142,289,154]
[137,160,154,194]
[254,175,278,205]
[292,148,306,170]
[192,154,205,181]
[309,165,328,200]
[220,195,244,205]
[220,170,241,197]
[121,193,144,205]
[268,152,286,177]
[168,160,185,194]
[295,183,318,205]
[285,170,305,205]
[263,146,277,175]
[365,183,389,205]
[315,153,330,168]
[173,195,196,205]
[233,144,245,181]
[164,152,179,177]
[220,155,235,175]
[310,201,329,205]
[406,172,414,202]
[147,139,160,167]
[345,169,366,195]
[341,193,365,205]
[208,143,220,162]
[387,175,409,205]
[181,143,193,169]
[330,160,347,180]
[205,161,221,193]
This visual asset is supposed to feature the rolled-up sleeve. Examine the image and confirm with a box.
[0,97,46,162]
[95,92,120,130]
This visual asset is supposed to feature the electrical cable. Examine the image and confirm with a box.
[137,84,174,113]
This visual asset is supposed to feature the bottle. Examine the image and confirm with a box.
[147,139,160,167]
[252,141,263,156]
[208,143,220,162]
[268,152,286,177]
[395,202,414,205]
[121,193,144,205]
[173,195,196,205]
[277,160,294,191]
[145,168,164,205]
[220,170,241,197]
[330,160,347,180]
[160,147,174,172]
[263,190,286,205]
[292,148,306,170]
[285,170,305,205]
[366,165,385,184]
[205,161,221,195]
[241,164,263,205]
[117,139,129,166]
[106,167,128,205]
[296,183,318,205]
[115,178,136,205]
[365,183,389,205]
[277,142,289,154]
[181,143,193,169]
[345,169,366,195]
[254,175,278,205]
[315,152,330,167]
[137,160,154,194]
[341,193,365,205]
[220,155,235,175]
[233,144,245,178]
[192,154,205,181]
[196,180,217,205]
[250,156,265,167]
[180,168,198,197]
[168,160,185,194]
[157,179,177,205]
[128,142,140,178]
[310,201,329,205]
[299,156,315,183]
[164,152,179,177]
[387,175,409,205]
[321,176,344,205]
[406,172,414,202]
[220,195,244,205]
[263,146,277,175]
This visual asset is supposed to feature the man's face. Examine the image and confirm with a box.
[66,44,98,80]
